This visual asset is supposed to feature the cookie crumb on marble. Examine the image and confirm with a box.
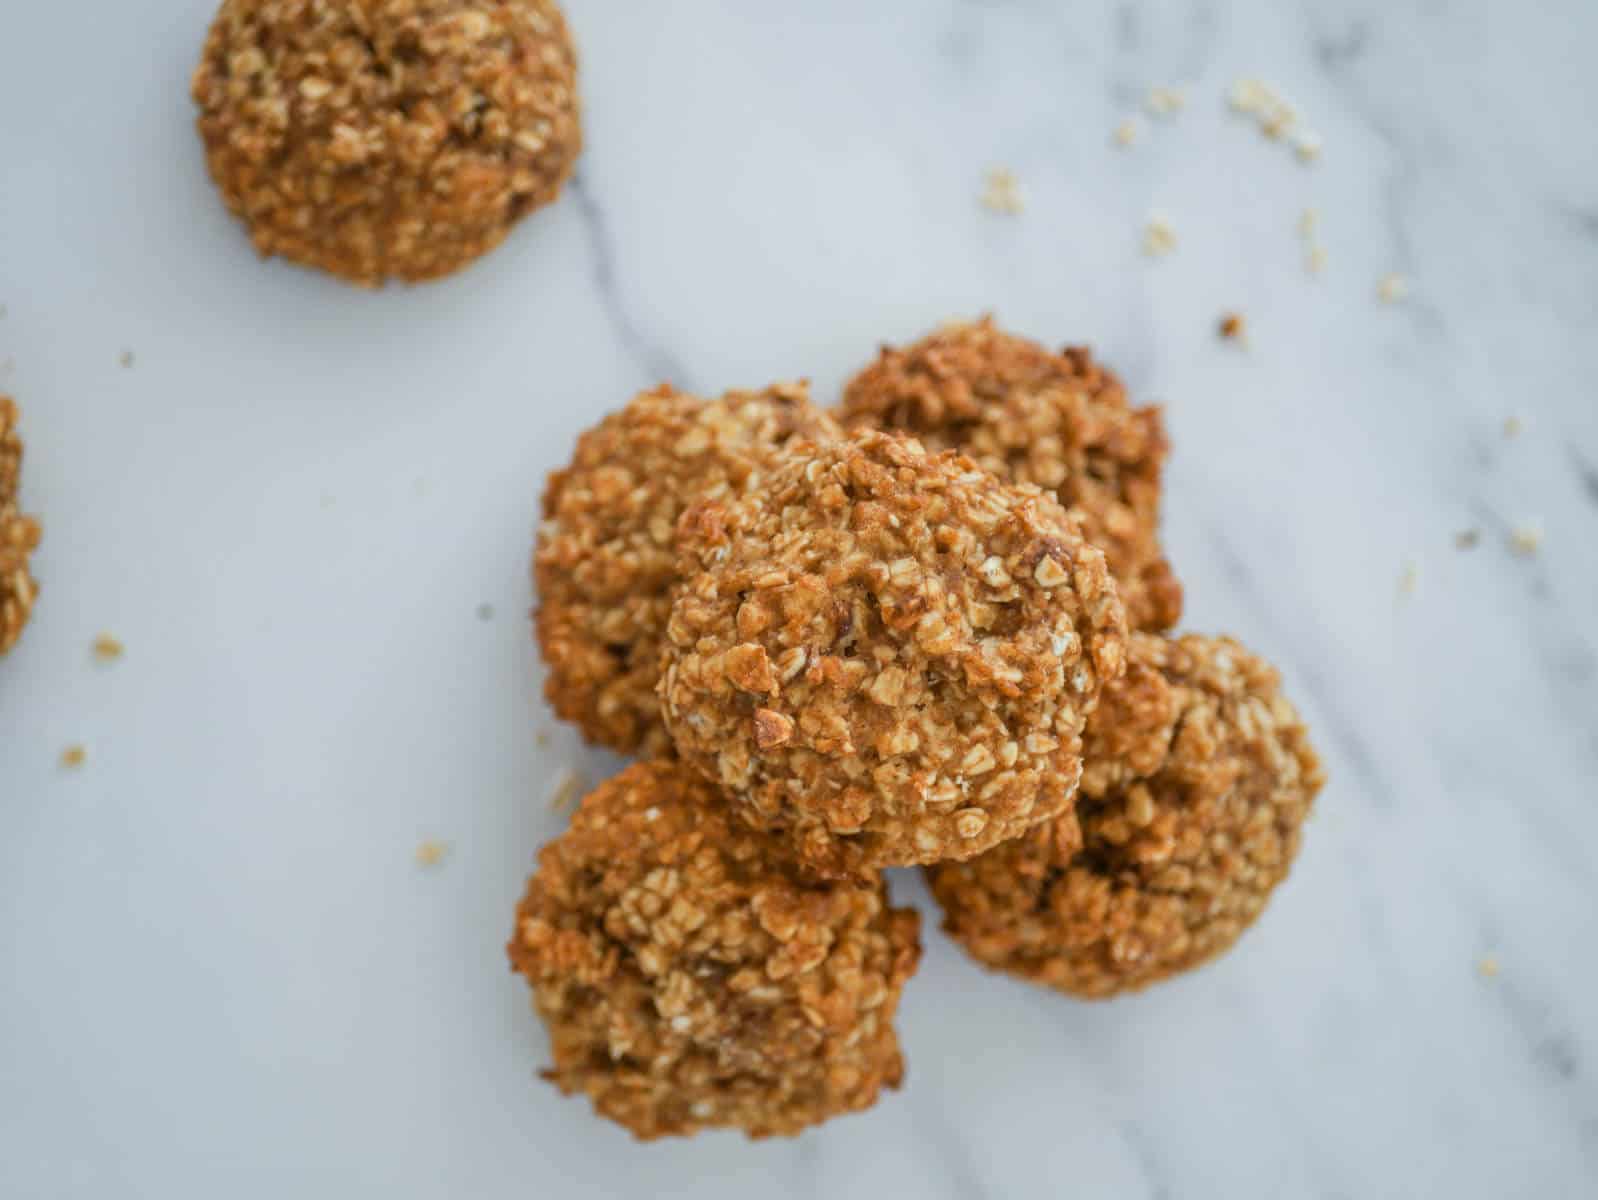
[60,745,87,769]
[415,839,450,867]
[1502,415,1525,438]
[1218,312,1247,343]
[119,350,135,368]
[1113,117,1140,147]
[92,633,124,663]
[1509,522,1543,556]
[1143,215,1177,257]
[1144,86,1186,117]
[1454,529,1481,551]
[548,767,585,813]
[1377,273,1409,303]
[1477,955,1500,978]
[980,168,1025,215]
[1398,559,1420,598]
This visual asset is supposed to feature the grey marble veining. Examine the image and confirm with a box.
[0,1,1594,1196]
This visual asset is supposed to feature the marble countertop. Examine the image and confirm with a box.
[2,1,1594,1196]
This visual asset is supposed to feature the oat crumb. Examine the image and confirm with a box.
[1454,529,1481,550]
[535,729,551,748]
[1397,559,1420,598]
[1306,245,1328,275]
[415,839,450,867]
[1477,955,1500,978]
[550,767,586,813]
[1113,117,1140,147]
[1377,273,1408,303]
[1502,415,1525,439]
[1293,132,1323,163]
[60,745,87,769]
[1145,86,1186,117]
[92,633,124,663]
[980,168,1024,215]
[1143,215,1178,257]
[1509,522,1543,556]
[1218,312,1246,343]
[1298,208,1319,238]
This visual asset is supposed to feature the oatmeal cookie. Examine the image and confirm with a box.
[192,0,581,285]
[0,397,41,657]
[507,762,922,1140]
[840,319,1182,632]
[660,430,1128,877]
[535,383,839,757]
[927,632,1325,998]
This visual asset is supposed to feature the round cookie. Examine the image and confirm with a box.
[535,382,839,757]
[192,0,581,285]
[660,430,1128,877]
[841,318,1182,632]
[507,762,922,1140]
[927,632,1325,998]
[0,397,41,657]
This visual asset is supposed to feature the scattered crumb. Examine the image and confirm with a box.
[119,350,135,369]
[91,633,124,663]
[1509,522,1544,557]
[1477,955,1500,978]
[1298,208,1319,238]
[550,767,587,813]
[1502,415,1525,438]
[1397,559,1420,598]
[1226,77,1314,160]
[414,839,450,868]
[535,730,551,748]
[60,745,87,769]
[1142,215,1177,257]
[979,168,1024,215]
[1218,312,1246,343]
[1454,529,1481,550]
[1145,86,1186,117]
[1113,117,1140,147]
[1306,245,1328,275]
[476,603,495,622]
[1377,273,1408,303]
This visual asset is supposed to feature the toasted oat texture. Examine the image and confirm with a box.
[1,397,42,657]
[927,632,1325,998]
[507,762,922,1140]
[192,0,581,285]
[535,383,840,757]
[660,430,1128,877]
[840,319,1182,632]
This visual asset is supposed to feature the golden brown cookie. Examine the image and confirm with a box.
[0,397,41,657]
[535,382,839,757]
[507,762,922,1140]
[841,319,1182,632]
[927,632,1325,998]
[660,429,1128,877]
[192,0,581,285]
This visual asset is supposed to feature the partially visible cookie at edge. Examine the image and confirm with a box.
[0,396,41,657]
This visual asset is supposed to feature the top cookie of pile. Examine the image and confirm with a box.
[661,429,1129,877]
[840,319,1182,633]
[535,382,840,757]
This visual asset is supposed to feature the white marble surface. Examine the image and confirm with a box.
[2,1,1595,1196]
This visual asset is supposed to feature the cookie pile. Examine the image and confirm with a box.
[512,319,1326,1140]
